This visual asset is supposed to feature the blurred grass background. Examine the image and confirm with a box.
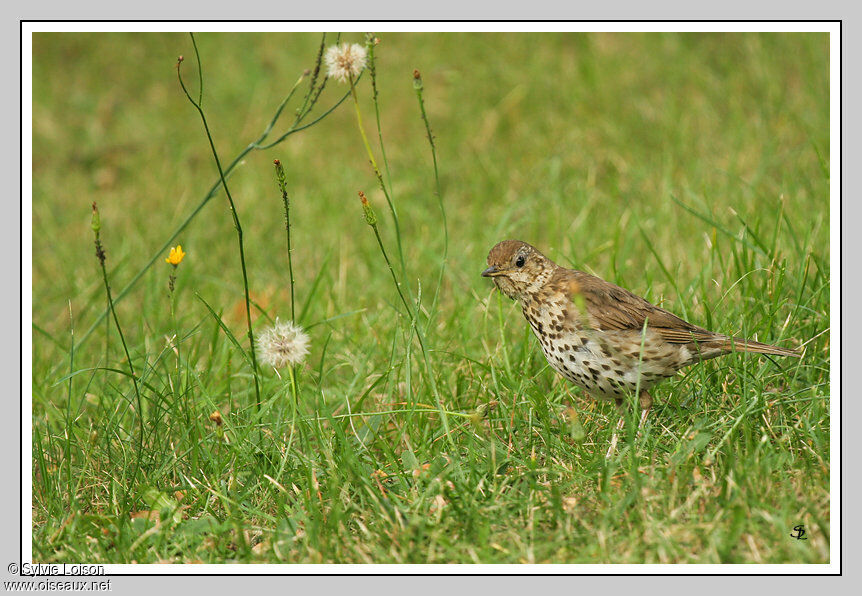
[31,31,830,564]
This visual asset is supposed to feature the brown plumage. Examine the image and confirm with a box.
[482,240,798,454]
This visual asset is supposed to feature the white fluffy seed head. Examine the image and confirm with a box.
[257,319,310,369]
[324,42,367,83]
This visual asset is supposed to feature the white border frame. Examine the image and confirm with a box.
[23,20,840,575]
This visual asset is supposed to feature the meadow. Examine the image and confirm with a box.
[31,31,830,564]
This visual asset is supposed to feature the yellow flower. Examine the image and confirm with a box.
[165,245,186,266]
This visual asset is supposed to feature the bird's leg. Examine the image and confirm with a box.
[638,389,653,429]
[606,398,626,459]
[607,391,652,458]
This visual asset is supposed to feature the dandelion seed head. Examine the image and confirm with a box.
[325,43,367,83]
[257,319,310,369]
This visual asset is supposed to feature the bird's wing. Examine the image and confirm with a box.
[558,269,722,344]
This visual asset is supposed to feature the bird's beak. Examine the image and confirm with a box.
[482,265,502,277]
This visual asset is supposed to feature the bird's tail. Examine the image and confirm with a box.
[719,337,800,358]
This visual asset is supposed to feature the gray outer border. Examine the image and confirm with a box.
[5,3,21,587]
[12,1,850,592]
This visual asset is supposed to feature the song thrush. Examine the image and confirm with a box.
[482,240,798,456]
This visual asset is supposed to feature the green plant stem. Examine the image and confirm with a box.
[292,34,328,127]
[177,34,262,414]
[414,72,448,326]
[367,36,396,214]
[274,160,296,322]
[93,228,144,520]
[288,364,299,404]
[168,274,189,431]
[286,211,296,324]
[73,34,354,353]
[274,159,301,439]
[349,74,406,277]
[366,222,455,452]
[64,301,75,510]
[278,372,299,479]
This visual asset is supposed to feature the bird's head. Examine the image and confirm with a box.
[482,240,555,301]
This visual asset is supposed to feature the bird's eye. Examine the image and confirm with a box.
[515,255,526,268]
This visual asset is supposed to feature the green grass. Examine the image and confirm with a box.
[31,31,830,564]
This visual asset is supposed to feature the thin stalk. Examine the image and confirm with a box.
[64,301,75,510]
[278,371,299,480]
[273,160,296,322]
[367,35,395,206]
[167,257,189,430]
[413,69,448,325]
[274,159,301,417]
[358,193,455,452]
[91,203,144,521]
[348,71,406,277]
[292,34,329,126]
[177,34,262,414]
[628,320,649,479]
[74,34,353,352]
[256,73,310,149]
